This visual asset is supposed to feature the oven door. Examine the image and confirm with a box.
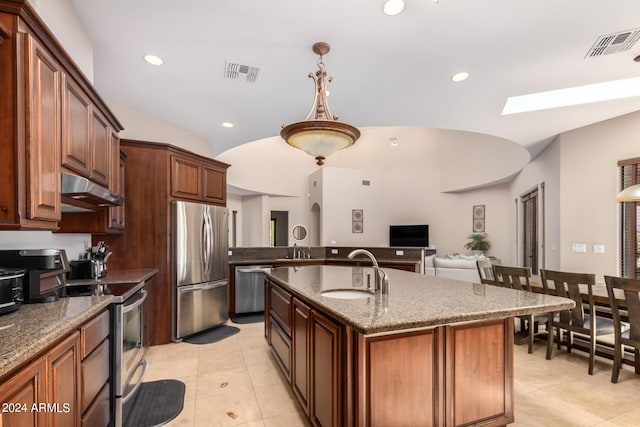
[114,288,147,423]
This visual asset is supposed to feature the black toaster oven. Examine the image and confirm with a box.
[0,268,25,315]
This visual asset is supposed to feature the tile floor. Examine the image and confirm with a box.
[145,321,640,427]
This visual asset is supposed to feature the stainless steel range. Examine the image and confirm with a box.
[65,280,147,427]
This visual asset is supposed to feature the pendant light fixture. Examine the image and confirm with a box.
[616,184,640,201]
[281,42,360,166]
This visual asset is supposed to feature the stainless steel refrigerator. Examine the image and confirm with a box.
[172,200,229,340]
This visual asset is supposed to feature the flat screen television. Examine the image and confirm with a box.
[389,224,429,247]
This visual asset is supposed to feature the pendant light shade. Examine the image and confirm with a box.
[616,184,640,202]
[281,42,360,166]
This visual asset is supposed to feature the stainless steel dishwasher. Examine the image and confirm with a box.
[234,265,271,314]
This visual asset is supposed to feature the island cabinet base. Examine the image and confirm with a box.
[354,320,514,427]
[265,279,514,427]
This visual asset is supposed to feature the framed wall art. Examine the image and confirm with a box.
[352,209,363,233]
[473,205,485,232]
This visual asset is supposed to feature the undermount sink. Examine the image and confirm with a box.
[320,289,373,300]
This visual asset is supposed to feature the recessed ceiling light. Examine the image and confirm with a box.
[451,72,469,82]
[382,0,405,16]
[222,122,234,128]
[143,54,164,66]
[502,76,640,115]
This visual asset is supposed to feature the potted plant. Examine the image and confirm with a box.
[464,233,491,255]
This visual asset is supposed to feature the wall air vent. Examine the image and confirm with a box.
[224,60,261,83]
[585,28,640,58]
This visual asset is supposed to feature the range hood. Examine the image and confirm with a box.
[60,172,123,212]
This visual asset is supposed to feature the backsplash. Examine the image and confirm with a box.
[0,231,90,260]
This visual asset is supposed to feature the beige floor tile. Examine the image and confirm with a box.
[196,367,254,398]
[194,391,263,427]
[198,349,247,373]
[594,406,640,426]
[262,410,310,427]
[253,381,302,418]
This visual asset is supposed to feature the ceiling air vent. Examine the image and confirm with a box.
[224,61,261,83]
[585,28,640,58]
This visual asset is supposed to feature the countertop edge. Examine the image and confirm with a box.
[0,296,114,379]
[66,268,159,286]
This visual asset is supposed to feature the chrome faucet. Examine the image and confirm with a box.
[347,249,389,294]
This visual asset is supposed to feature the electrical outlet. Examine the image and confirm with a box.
[593,244,605,254]
[395,250,404,256]
[571,243,587,253]
[228,250,232,256]
[331,249,338,254]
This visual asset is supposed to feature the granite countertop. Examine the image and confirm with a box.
[66,268,158,286]
[265,265,575,335]
[0,295,114,378]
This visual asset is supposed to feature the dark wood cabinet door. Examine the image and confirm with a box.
[25,32,61,223]
[310,310,342,427]
[47,331,81,427]
[170,154,201,200]
[90,108,110,186]
[0,357,46,427]
[292,298,311,415]
[202,164,226,204]
[61,75,91,177]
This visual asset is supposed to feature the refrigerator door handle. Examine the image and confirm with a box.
[179,280,227,293]
[201,208,210,279]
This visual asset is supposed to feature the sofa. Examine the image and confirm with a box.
[424,254,484,282]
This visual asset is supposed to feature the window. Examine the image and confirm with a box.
[619,157,640,279]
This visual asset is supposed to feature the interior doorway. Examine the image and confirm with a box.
[310,203,321,247]
[521,189,538,274]
[270,211,289,246]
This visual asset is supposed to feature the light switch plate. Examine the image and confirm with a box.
[571,243,587,253]
[228,250,232,256]
[331,249,338,254]
[593,244,605,254]
[395,250,404,256]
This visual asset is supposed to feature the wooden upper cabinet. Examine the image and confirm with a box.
[61,75,91,177]
[170,154,202,201]
[170,152,228,204]
[25,32,61,223]
[90,108,110,187]
[202,164,226,204]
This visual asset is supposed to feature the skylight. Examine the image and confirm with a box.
[502,76,640,115]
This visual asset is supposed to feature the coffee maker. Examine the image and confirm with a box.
[0,249,69,303]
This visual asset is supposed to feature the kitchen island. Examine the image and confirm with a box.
[264,265,574,427]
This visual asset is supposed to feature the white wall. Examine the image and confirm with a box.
[106,99,212,157]
[557,110,640,280]
[509,138,561,269]
[28,0,94,81]
[240,195,269,247]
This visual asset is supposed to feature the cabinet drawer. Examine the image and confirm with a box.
[81,339,109,413]
[270,285,292,335]
[81,382,110,427]
[270,320,291,382]
[80,310,110,359]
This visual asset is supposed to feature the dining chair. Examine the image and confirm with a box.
[604,275,640,383]
[541,269,616,375]
[476,259,496,286]
[493,265,548,353]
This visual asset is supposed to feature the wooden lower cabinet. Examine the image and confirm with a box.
[0,358,46,427]
[310,309,342,427]
[46,332,81,427]
[0,310,110,427]
[266,279,514,427]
